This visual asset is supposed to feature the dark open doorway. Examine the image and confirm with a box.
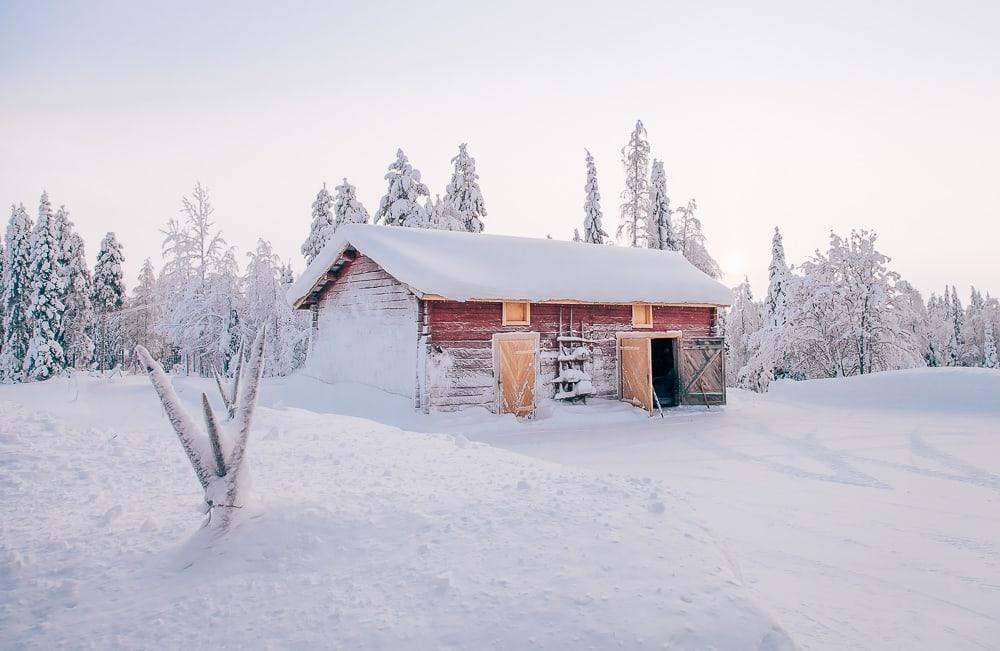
[651,337,680,408]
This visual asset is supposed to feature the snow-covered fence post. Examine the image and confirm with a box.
[136,326,266,530]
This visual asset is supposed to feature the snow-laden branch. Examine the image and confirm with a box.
[136,345,214,490]
[136,325,266,530]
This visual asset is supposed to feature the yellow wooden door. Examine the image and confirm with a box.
[497,337,536,416]
[620,336,653,414]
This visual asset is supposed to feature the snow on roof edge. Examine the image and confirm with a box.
[287,224,734,308]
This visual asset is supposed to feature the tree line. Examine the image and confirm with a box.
[0,185,310,383]
[726,228,999,391]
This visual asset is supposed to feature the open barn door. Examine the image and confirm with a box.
[619,336,653,414]
[680,337,726,406]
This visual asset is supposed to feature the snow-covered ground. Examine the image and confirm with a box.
[0,373,789,650]
[472,368,1000,650]
[2,367,998,649]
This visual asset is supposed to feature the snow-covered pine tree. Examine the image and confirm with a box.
[62,229,95,369]
[572,228,581,242]
[583,150,608,244]
[0,222,5,354]
[764,227,790,329]
[618,120,651,247]
[333,178,370,230]
[301,183,335,265]
[647,159,676,250]
[983,320,998,368]
[738,228,792,391]
[423,195,466,231]
[24,192,66,380]
[946,285,962,366]
[673,199,722,279]
[376,149,429,227]
[127,258,163,362]
[724,279,763,386]
[278,262,310,374]
[242,240,309,376]
[91,232,126,370]
[0,204,33,382]
[220,308,241,375]
[895,280,933,367]
[444,143,487,232]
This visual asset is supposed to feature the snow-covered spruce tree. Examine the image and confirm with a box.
[983,320,998,368]
[738,228,791,391]
[0,223,5,353]
[62,229,95,369]
[618,120,651,247]
[444,143,487,232]
[24,193,66,381]
[647,159,676,250]
[242,240,309,375]
[278,262,310,374]
[91,232,126,370]
[962,286,986,365]
[672,199,722,279]
[572,228,581,242]
[423,195,466,231]
[136,326,266,530]
[1,204,33,382]
[764,227,790,329]
[895,280,933,367]
[724,279,763,386]
[301,183,335,265]
[220,308,241,375]
[946,285,962,366]
[333,178,370,230]
[375,149,429,227]
[126,258,164,362]
[583,150,608,244]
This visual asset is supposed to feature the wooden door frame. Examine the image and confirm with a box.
[616,330,683,412]
[492,332,540,416]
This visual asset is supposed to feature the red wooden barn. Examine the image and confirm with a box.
[287,224,733,416]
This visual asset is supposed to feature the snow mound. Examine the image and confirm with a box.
[0,377,791,649]
[768,367,1000,414]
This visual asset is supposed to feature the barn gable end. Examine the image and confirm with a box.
[309,254,420,399]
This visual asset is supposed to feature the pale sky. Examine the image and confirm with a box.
[2,1,998,300]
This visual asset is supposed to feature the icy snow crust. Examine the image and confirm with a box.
[287,223,734,307]
[0,376,789,650]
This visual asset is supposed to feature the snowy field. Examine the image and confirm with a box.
[2,368,998,649]
[1,374,788,650]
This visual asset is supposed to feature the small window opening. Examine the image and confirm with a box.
[503,301,531,325]
[632,304,653,328]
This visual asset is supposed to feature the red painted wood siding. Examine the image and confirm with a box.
[423,300,716,411]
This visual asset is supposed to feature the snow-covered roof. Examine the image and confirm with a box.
[287,224,733,308]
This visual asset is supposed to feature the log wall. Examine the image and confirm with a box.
[424,300,716,412]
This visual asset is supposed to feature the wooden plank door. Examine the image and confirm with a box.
[679,337,726,406]
[620,336,653,414]
[496,336,537,416]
